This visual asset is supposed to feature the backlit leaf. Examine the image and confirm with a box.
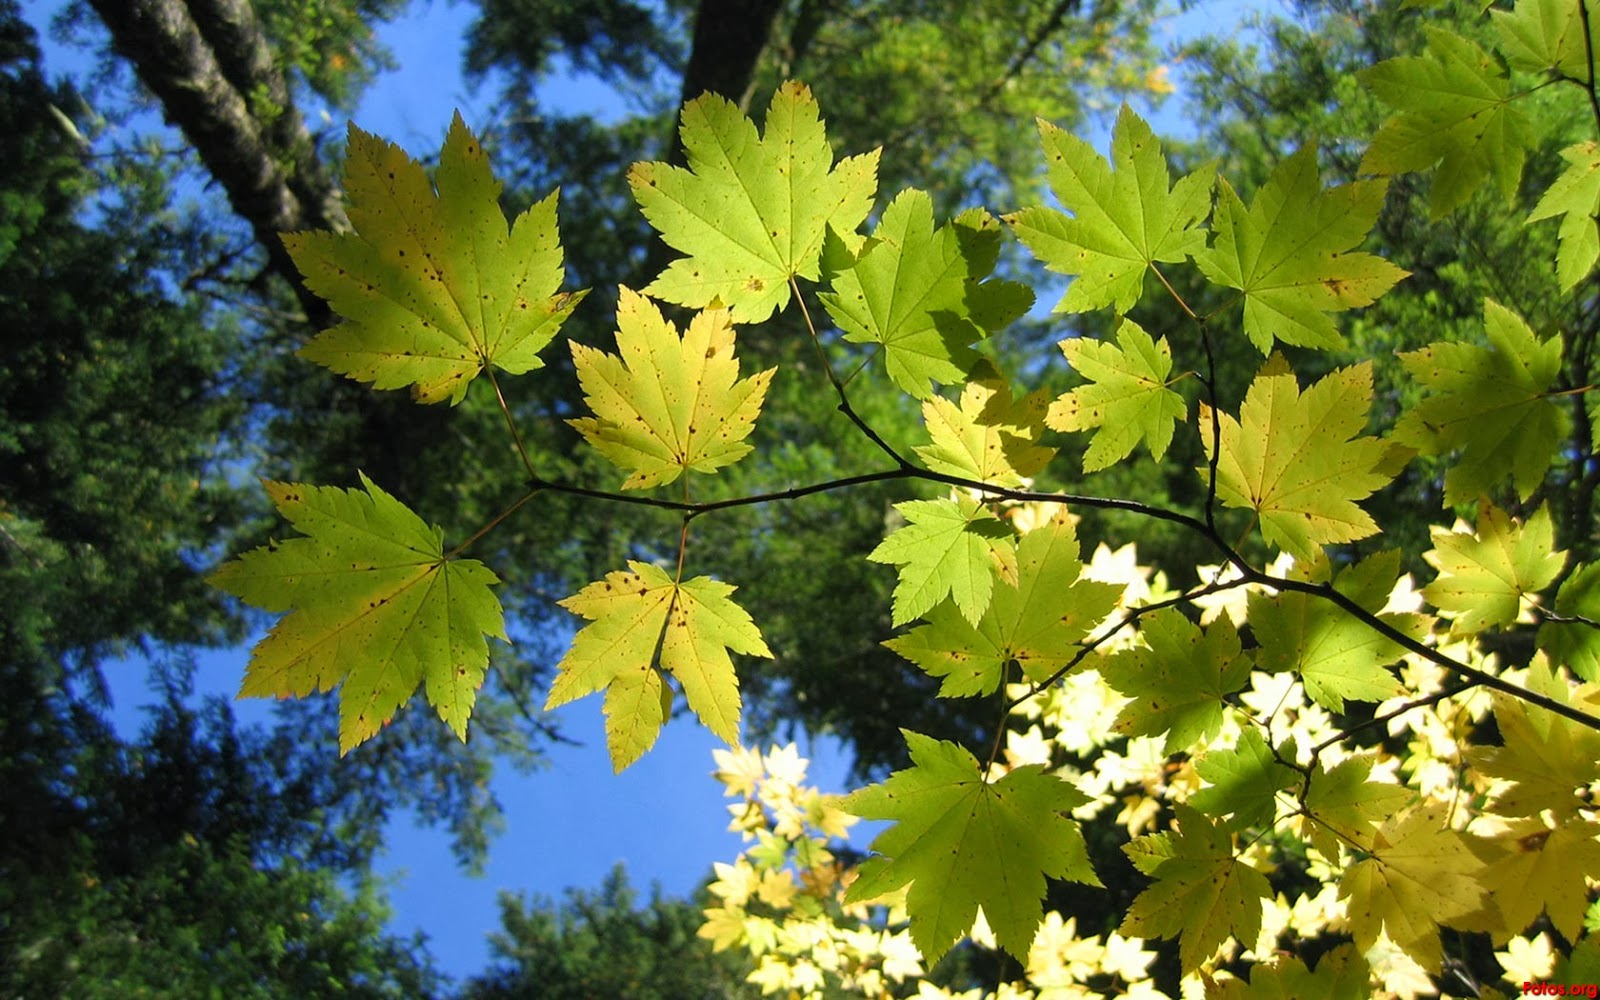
[1121,804,1272,973]
[210,474,505,754]
[630,81,879,322]
[868,496,1019,626]
[822,190,1032,398]
[1049,319,1187,472]
[1339,805,1486,971]
[1394,300,1568,504]
[545,562,772,771]
[1008,106,1215,314]
[286,113,586,403]
[914,361,1055,487]
[568,288,774,490]
[1201,361,1393,561]
[1196,147,1406,353]
[884,511,1122,696]
[1421,503,1565,634]
[843,730,1098,962]
[1528,141,1600,289]
[1249,551,1426,712]
[1100,607,1251,752]
[1360,27,1532,216]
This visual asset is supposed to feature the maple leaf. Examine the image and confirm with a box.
[1048,319,1187,472]
[1201,360,1393,561]
[1209,944,1371,1000]
[884,511,1122,696]
[1529,141,1600,289]
[1478,815,1600,941]
[629,81,879,323]
[1301,755,1413,862]
[1393,300,1568,505]
[568,289,774,490]
[914,361,1055,487]
[285,114,586,404]
[1188,728,1301,831]
[1249,551,1427,712]
[1538,561,1600,681]
[868,496,1019,626]
[822,191,1032,397]
[209,474,505,755]
[1007,106,1215,314]
[1196,147,1406,353]
[1421,503,1566,635]
[1493,0,1596,78]
[842,730,1098,962]
[1121,804,1272,973]
[544,562,772,771]
[1099,607,1251,753]
[1467,657,1600,819]
[1339,805,1486,972]
[1359,27,1532,217]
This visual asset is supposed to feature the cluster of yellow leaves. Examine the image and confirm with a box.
[701,535,1600,999]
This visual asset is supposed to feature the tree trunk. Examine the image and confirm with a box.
[85,0,341,329]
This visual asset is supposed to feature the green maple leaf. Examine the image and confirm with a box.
[1099,607,1251,753]
[1210,944,1371,1000]
[884,511,1122,696]
[914,361,1055,488]
[821,190,1031,398]
[1338,805,1486,972]
[1422,503,1566,635]
[1479,815,1600,941]
[1467,657,1600,819]
[1529,141,1600,289]
[1302,755,1413,861]
[1538,561,1600,681]
[285,114,586,404]
[868,496,1018,626]
[1007,105,1215,314]
[1201,360,1394,561]
[629,81,879,323]
[1188,728,1301,831]
[1249,551,1427,712]
[842,730,1098,962]
[545,562,772,771]
[1493,0,1596,78]
[1394,300,1568,505]
[209,474,505,755]
[1049,319,1187,472]
[1196,147,1407,352]
[1121,804,1272,973]
[568,289,775,490]
[1359,27,1532,217]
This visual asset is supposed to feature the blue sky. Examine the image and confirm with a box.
[26,0,1259,983]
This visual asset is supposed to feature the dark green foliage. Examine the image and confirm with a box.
[458,865,757,1000]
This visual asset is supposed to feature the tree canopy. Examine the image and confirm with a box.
[10,0,1600,996]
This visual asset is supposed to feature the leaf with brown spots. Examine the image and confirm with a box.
[1200,360,1393,561]
[1196,147,1406,353]
[286,113,586,403]
[1049,318,1186,472]
[209,474,505,755]
[544,562,772,771]
[569,288,774,490]
[629,81,879,323]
